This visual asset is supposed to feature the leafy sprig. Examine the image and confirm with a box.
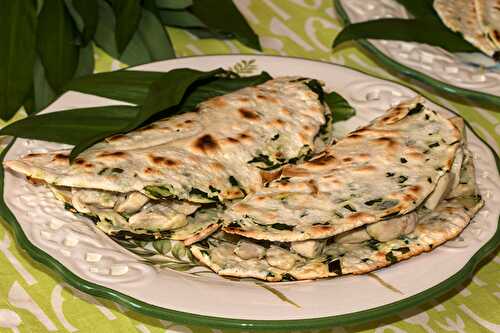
[0,0,261,121]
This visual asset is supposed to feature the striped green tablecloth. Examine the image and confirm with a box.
[0,1,498,332]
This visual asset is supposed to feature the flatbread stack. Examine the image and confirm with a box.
[190,98,484,281]
[4,77,484,282]
[434,0,500,59]
[4,77,334,246]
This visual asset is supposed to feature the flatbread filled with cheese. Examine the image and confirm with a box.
[191,100,484,281]
[4,77,334,244]
[221,98,463,242]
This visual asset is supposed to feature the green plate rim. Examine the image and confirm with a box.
[334,0,500,107]
[1,54,499,331]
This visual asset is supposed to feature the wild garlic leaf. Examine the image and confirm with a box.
[159,9,206,28]
[108,0,142,54]
[155,0,192,10]
[394,0,436,19]
[0,0,37,120]
[32,57,57,113]
[72,0,99,45]
[65,70,165,104]
[324,91,355,122]
[138,0,176,60]
[190,0,261,51]
[185,28,233,39]
[333,18,479,53]
[37,0,80,93]
[74,43,95,78]
[0,106,139,145]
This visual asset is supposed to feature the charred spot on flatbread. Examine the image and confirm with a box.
[193,134,219,153]
[238,108,260,120]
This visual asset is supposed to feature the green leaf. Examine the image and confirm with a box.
[33,56,58,113]
[190,0,261,50]
[395,0,436,19]
[155,0,192,9]
[332,18,479,53]
[66,69,270,108]
[160,9,206,28]
[72,0,98,45]
[0,105,139,146]
[74,43,95,78]
[23,91,36,116]
[94,0,173,66]
[94,0,151,65]
[108,0,142,54]
[93,0,119,56]
[177,72,272,113]
[35,0,44,14]
[0,0,36,120]
[171,242,187,260]
[37,0,80,93]
[31,44,93,115]
[126,68,223,130]
[64,0,85,40]
[65,70,164,104]
[185,28,232,39]
[152,239,172,255]
[139,1,176,60]
[94,0,131,62]
[324,91,355,122]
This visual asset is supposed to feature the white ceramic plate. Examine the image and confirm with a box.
[1,55,499,330]
[336,0,500,106]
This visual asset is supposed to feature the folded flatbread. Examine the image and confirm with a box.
[191,106,484,281]
[434,0,500,59]
[5,77,333,243]
[191,189,483,281]
[222,98,462,242]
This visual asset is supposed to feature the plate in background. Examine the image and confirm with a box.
[336,0,500,107]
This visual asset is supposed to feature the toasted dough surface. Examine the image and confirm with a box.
[191,178,483,281]
[192,114,483,281]
[222,99,462,242]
